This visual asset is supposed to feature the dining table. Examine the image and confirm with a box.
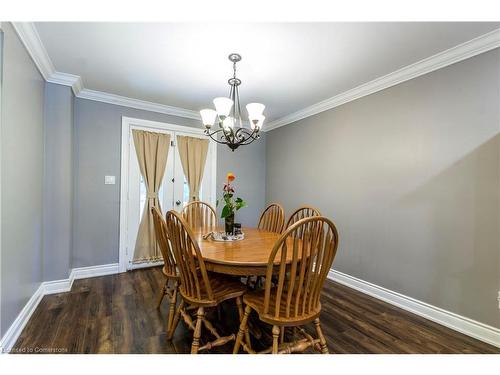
[194,227,291,277]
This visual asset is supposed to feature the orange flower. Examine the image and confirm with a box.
[227,172,235,183]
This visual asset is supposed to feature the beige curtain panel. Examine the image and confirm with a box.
[176,135,210,201]
[132,130,171,263]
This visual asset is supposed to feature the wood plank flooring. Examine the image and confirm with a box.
[13,267,499,354]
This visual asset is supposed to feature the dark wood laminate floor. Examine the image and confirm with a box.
[13,267,499,354]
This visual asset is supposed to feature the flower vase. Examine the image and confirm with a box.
[225,214,235,235]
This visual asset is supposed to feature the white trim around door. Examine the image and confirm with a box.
[119,116,217,273]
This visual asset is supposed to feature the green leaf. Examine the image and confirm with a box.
[221,205,232,219]
[235,198,247,210]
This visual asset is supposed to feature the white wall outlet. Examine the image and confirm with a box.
[104,175,116,185]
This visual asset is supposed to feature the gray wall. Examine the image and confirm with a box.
[43,83,74,281]
[73,98,266,268]
[266,49,500,328]
[216,134,266,227]
[0,23,45,336]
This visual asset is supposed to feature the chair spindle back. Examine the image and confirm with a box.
[258,203,285,233]
[285,206,322,237]
[166,210,214,303]
[151,207,177,276]
[182,201,217,233]
[263,216,339,320]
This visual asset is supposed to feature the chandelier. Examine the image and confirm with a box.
[199,53,265,151]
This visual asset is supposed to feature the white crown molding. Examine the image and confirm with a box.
[77,89,201,120]
[10,22,55,80]
[328,269,500,349]
[0,263,120,353]
[11,22,201,121]
[47,72,84,95]
[11,22,500,132]
[266,28,500,131]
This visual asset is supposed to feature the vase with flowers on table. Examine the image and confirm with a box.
[218,172,247,238]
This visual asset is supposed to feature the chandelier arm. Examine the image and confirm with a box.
[234,127,256,138]
[233,126,246,142]
[233,127,259,145]
[241,130,260,143]
[236,134,259,146]
[205,129,221,141]
[205,129,232,146]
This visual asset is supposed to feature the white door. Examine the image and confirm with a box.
[122,120,217,271]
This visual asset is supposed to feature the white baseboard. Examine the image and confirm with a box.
[69,263,120,282]
[0,284,45,353]
[328,269,500,349]
[0,263,119,353]
[41,263,120,295]
[42,278,72,294]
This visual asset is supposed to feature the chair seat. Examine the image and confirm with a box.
[180,273,247,307]
[243,288,321,326]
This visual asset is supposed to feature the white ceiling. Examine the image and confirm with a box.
[35,22,499,122]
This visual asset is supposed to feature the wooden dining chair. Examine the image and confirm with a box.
[285,206,322,237]
[233,216,339,354]
[182,201,217,232]
[258,203,285,233]
[165,210,250,353]
[250,203,286,289]
[151,207,179,335]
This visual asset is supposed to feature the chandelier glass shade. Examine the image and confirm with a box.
[200,53,265,151]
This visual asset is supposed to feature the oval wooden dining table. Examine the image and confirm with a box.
[193,227,285,276]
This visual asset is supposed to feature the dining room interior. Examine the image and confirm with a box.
[0,11,500,361]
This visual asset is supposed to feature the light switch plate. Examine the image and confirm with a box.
[104,176,116,185]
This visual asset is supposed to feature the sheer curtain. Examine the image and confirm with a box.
[132,130,171,262]
[176,135,209,201]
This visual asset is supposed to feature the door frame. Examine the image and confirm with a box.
[119,116,217,273]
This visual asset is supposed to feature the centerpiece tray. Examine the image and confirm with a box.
[204,231,245,242]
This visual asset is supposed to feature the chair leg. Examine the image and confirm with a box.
[191,307,204,354]
[166,282,177,334]
[314,318,328,354]
[235,297,252,350]
[156,280,168,309]
[167,299,184,340]
[236,296,243,320]
[272,325,280,354]
[233,305,251,354]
